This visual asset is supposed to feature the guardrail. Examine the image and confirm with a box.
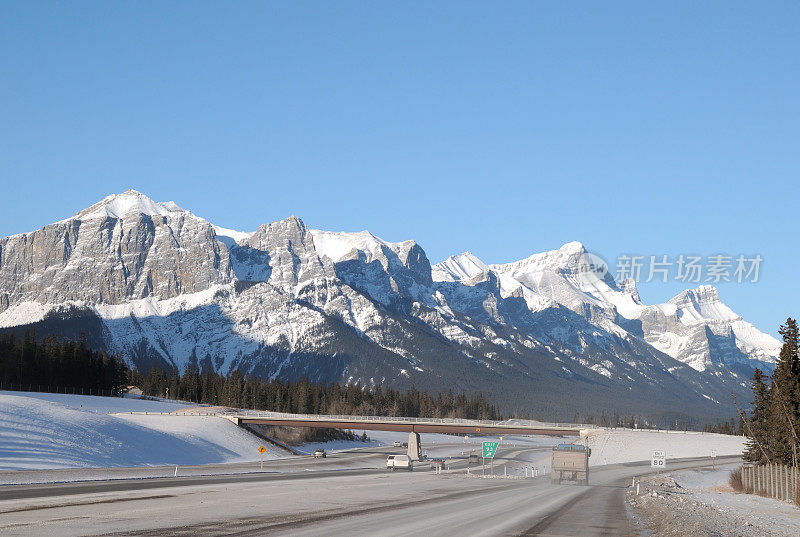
[227,409,582,429]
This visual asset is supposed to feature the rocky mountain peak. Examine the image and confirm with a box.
[490,241,590,277]
[669,285,721,307]
[0,191,783,418]
[619,278,641,303]
[70,189,188,222]
[432,252,489,282]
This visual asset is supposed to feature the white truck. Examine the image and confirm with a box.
[386,454,413,471]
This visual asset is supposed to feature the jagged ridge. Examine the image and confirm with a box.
[0,190,781,421]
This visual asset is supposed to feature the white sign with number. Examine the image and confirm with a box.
[651,450,666,468]
[711,450,717,458]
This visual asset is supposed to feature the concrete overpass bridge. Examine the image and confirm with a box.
[224,410,583,437]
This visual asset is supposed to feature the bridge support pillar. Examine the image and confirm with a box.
[407,432,421,461]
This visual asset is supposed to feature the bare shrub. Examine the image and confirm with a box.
[729,468,744,492]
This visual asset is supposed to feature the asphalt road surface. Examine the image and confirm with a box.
[0,444,740,537]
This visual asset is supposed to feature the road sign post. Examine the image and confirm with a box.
[711,450,717,469]
[258,445,267,471]
[651,450,666,473]
[483,441,499,477]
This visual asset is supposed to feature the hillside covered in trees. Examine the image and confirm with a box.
[131,365,503,420]
[0,329,128,396]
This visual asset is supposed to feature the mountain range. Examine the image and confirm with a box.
[0,190,780,423]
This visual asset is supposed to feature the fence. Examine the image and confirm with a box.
[741,463,799,502]
[0,382,120,398]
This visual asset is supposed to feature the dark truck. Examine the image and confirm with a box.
[550,443,591,485]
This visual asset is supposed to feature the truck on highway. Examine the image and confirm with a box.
[386,454,413,471]
[550,443,591,485]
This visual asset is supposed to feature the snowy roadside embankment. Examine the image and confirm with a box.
[627,464,800,537]
[584,428,746,466]
[0,392,284,472]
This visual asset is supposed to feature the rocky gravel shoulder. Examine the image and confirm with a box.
[627,471,800,537]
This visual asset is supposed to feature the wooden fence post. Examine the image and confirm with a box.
[782,464,787,501]
[770,464,774,499]
[767,464,771,497]
[772,464,776,498]
[786,465,790,501]
[756,465,760,493]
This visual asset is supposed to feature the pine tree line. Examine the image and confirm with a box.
[571,410,651,429]
[743,318,800,467]
[0,329,129,395]
[130,365,502,420]
[702,417,744,435]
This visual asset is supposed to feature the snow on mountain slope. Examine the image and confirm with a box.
[310,229,415,264]
[432,252,489,282]
[0,190,782,420]
[433,242,779,373]
[0,190,232,310]
[212,225,254,249]
[488,241,644,320]
[68,189,188,221]
[640,286,781,371]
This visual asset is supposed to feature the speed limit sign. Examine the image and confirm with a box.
[651,450,666,468]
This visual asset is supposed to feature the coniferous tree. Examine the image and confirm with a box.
[768,319,800,466]
[744,368,772,463]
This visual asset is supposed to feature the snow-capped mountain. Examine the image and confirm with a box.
[0,190,781,422]
[434,244,780,374]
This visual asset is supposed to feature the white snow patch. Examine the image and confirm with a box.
[68,190,188,221]
[213,225,254,248]
[582,429,746,467]
[0,393,280,470]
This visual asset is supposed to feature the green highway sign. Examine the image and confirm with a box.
[482,441,499,458]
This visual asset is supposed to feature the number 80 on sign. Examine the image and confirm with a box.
[651,450,666,468]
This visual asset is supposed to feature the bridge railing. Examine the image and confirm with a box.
[226,409,582,429]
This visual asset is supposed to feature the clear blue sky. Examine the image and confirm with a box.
[1,2,797,337]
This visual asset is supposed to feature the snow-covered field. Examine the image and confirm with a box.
[1,390,197,414]
[583,428,746,467]
[0,391,283,471]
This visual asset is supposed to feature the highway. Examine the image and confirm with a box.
[0,443,739,537]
